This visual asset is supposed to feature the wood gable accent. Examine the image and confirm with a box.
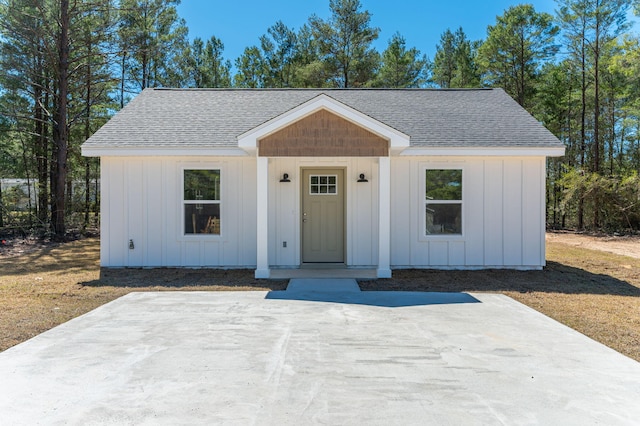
[258,109,389,157]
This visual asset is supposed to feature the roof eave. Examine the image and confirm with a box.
[81,145,248,157]
[399,146,565,157]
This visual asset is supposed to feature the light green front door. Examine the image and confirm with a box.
[302,169,345,263]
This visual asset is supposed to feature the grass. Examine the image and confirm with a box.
[1,237,639,362]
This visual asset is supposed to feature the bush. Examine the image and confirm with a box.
[557,168,640,231]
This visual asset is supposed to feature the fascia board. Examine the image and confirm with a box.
[398,147,565,157]
[81,146,249,157]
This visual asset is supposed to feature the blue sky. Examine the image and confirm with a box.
[176,0,637,64]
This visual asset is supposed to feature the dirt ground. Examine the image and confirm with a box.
[546,231,640,259]
[0,237,61,257]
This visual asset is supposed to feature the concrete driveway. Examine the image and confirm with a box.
[1,281,640,425]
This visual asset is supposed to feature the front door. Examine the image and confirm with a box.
[302,169,345,263]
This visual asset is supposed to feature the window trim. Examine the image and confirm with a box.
[420,164,465,240]
[179,164,223,239]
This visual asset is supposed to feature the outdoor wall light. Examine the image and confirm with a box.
[129,239,135,250]
[357,173,368,183]
[279,173,291,183]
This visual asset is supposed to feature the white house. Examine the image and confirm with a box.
[81,88,564,278]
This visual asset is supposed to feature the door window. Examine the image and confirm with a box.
[309,175,338,195]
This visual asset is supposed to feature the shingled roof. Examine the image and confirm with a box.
[82,87,563,150]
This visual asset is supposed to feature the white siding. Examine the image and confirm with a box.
[464,161,484,265]
[267,157,379,268]
[144,159,163,266]
[390,157,412,266]
[483,159,504,265]
[268,158,299,267]
[503,160,523,265]
[523,158,545,265]
[350,157,378,266]
[100,156,256,267]
[103,159,126,266]
[127,159,144,266]
[100,155,546,269]
[390,156,546,269]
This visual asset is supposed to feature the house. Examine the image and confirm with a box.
[81,88,565,278]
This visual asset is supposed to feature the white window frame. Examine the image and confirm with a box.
[421,164,464,240]
[179,164,223,239]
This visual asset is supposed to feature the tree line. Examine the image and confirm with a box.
[1,0,639,238]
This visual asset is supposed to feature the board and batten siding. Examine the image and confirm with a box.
[100,155,545,270]
[100,156,257,267]
[267,157,379,267]
[390,156,546,269]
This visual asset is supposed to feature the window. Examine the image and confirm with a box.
[183,169,220,235]
[425,169,462,235]
[309,175,337,195]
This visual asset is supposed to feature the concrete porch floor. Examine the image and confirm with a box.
[268,267,377,279]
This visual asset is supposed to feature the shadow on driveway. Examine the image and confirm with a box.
[265,290,481,308]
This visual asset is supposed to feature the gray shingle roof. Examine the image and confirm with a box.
[82,88,563,149]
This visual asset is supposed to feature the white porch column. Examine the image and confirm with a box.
[377,156,392,278]
[255,156,270,278]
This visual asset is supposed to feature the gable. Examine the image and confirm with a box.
[237,93,410,156]
[258,109,388,157]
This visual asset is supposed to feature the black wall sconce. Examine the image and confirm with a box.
[357,173,368,183]
[279,173,291,183]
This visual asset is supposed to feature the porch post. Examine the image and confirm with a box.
[255,156,270,278]
[377,156,392,278]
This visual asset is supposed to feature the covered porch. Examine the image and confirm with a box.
[237,94,410,279]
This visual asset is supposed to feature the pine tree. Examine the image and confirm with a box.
[190,36,231,88]
[118,0,190,95]
[432,27,480,88]
[478,4,559,108]
[557,0,630,228]
[290,23,327,88]
[0,0,117,237]
[309,0,380,88]
[234,46,265,88]
[260,21,298,88]
[374,32,429,88]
